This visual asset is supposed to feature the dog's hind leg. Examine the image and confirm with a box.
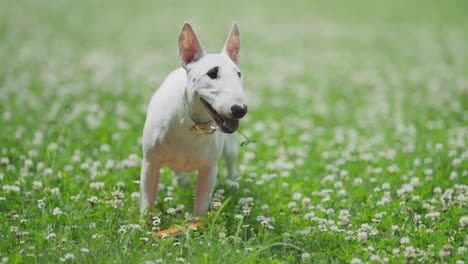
[193,165,218,217]
[223,134,239,179]
[140,158,160,215]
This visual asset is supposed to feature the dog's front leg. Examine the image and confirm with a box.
[223,134,239,179]
[193,165,218,217]
[140,158,160,215]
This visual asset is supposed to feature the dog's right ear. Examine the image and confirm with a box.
[178,22,205,67]
[221,22,240,66]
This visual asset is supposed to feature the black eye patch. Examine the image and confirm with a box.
[207,66,219,79]
[238,71,241,78]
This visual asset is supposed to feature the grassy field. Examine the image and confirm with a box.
[1,0,467,263]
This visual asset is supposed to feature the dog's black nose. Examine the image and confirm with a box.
[231,104,248,119]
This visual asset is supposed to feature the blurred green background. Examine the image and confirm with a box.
[0,1,467,263]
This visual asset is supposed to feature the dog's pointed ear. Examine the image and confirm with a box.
[178,22,205,67]
[221,22,240,66]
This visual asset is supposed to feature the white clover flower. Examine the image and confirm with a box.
[128,224,142,231]
[353,178,363,185]
[81,248,89,253]
[87,196,98,205]
[301,253,311,261]
[64,253,75,260]
[439,244,453,259]
[360,223,371,230]
[425,212,440,221]
[219,232,226,239]
[350,257,362,264]
[345,230,355,241]
[24,159,33,168]
[32,181,43,190]
[450,171,458,181]
[50,187,60,196]
[131,192,140,202]
[400,237,410,245]
[0,157,9,165]
[37,199,45,209]
[2,185,20,193]
[112,189,124,199]
[167,208,176,215]
[457,246,466,255]
[53,207,62,216]
[334,181,343,189]
[339,210,350,217]
[382,183,391,190]
[388,164,399,173]
[90,182,105,190]
[410,177,420,186]
[46,233,56,240]
[404,246,416,259]
[452,158,461,167]
[212,201,222,210]
[105,159,115,170]
[460,216,468,228]
[234,214,243,221]
[118,225,128,233]
[370,255,381,262]
[225,180,240,189]
[100,144,111,152]
[357,232,367,242]
[107,199,123,209]
[397,184,414,197]
[47,143,58,152]
[152,216,161,226]
[68,193,80,201]
[304,212,316,221]
[292,192,302,201]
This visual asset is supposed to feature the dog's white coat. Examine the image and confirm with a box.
[140,22,246,216]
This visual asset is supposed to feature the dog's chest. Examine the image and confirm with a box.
[158,129,224,172]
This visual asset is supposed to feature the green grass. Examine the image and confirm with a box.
[1,0,467,263]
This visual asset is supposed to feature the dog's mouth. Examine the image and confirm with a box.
[200,98,239,134]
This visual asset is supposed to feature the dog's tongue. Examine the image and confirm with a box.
[223,118,239,133]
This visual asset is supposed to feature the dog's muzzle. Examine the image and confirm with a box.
[199,98,240,133]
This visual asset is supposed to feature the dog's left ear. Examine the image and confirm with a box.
[221,22,240,66]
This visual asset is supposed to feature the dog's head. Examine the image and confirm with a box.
[178,22,247,134]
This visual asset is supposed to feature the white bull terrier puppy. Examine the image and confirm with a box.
[140,22,247,217]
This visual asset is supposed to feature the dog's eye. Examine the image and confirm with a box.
[207,66,219,79]
[238,72,241,78]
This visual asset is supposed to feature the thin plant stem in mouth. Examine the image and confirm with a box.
[237,129,255,147]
